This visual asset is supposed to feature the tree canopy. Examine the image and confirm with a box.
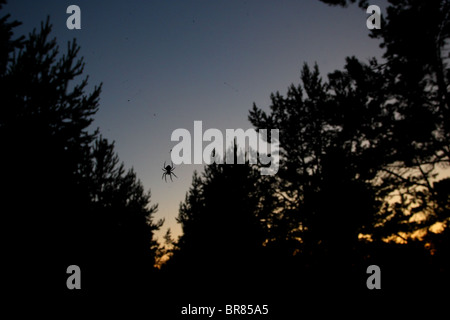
[1,0,449,313]
[169,0,450,299]
[0,3,162,297]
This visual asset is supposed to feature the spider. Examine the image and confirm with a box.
[162,161,177,182]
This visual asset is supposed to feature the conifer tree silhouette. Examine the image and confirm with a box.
[0,5,162,299]
[167,145,275,298]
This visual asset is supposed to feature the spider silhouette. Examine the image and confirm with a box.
[162,161,177,182]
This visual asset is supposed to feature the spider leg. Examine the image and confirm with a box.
[165,174,167,183]
[172,172,178,178]
[170,174,173,182]
[171,161,174,169]
[162,168,165,171]
[162,173,165,180]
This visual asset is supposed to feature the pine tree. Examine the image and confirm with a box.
[168,147,273,296]
[0,8,161,297]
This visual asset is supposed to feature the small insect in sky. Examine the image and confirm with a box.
[162,161,177,182]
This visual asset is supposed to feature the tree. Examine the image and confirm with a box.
[167,147,275,297]
[0,0,22,74]
[326,0,450,244]
[249,0,450,257]
[0,7,161,296]
[249,60,394,267]
[247,0,450,292]
[79,137,163,292]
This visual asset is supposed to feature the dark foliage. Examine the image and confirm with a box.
[0,6,161,303]
[2,0,450,315]
[165,0,450,306]
[165,147,277,300]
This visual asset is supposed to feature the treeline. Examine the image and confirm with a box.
[0,1,162,299]
[165,0,450,301]
[1,0,449,312]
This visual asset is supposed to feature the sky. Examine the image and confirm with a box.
[4,0,388,241]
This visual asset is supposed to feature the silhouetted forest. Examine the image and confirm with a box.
[166,0,450,313]
[0,0,162,306]
[1,0,449,316]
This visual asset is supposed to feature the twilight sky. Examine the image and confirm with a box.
[5,0,388,240]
